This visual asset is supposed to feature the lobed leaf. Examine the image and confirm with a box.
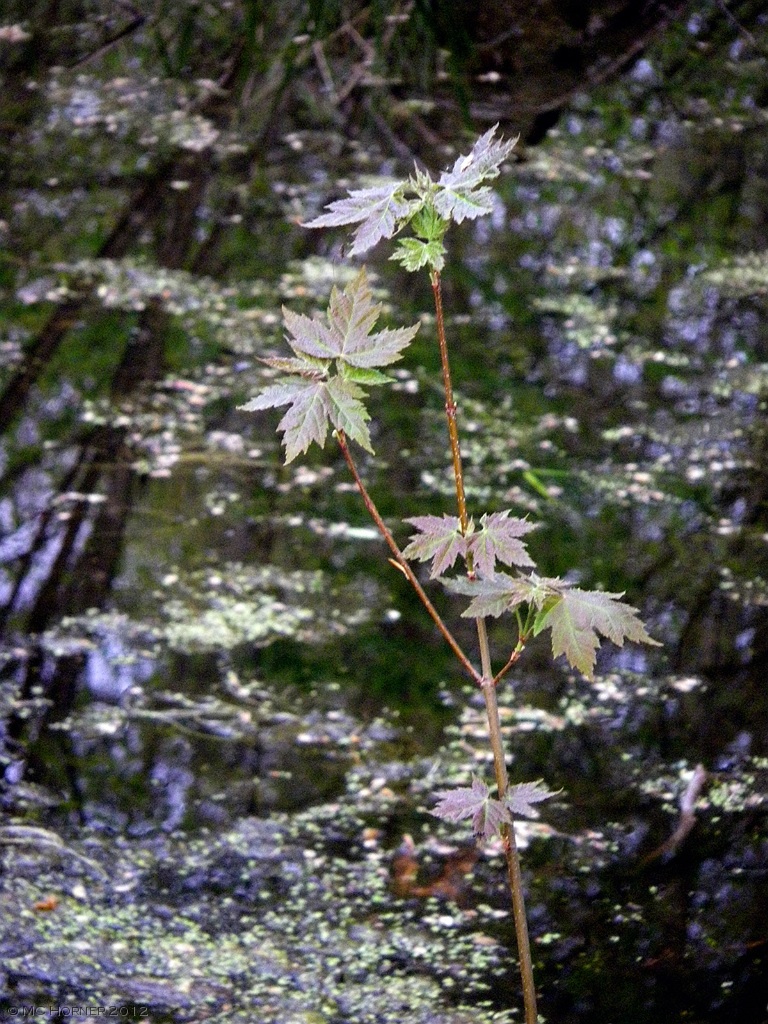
[390,237,446,273]
[505,781,557,819]
[284,269,418,369]
[403,515,468,578]
[534,585,661,680]
[241,271,420,464]
[273,378,336,463]
[405,509,536,581]
[438,125,518,191]
[324,377,372,452]
[304,129,516,259]
[240,375,371,464]
[239,382,304,413]
[471,511,536,577]
[445,571,552,619]
[431,776,511,840]
[433,126,517,223]
[433,185,495,224]
[303,183,415,256]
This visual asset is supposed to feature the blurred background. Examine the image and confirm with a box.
[0,2,767,1022]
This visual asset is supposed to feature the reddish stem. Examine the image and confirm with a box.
[335,431,480,684]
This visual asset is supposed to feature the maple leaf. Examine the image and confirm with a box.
[534,585,661,680]
[431,776,511,840]
[283,268,419,369]
[404,510,535,580]
[402,515,468,578]
[434,126,517,223]
[505,781,557,819]
[239,375,371,463]
[390,237,446,273]
[445,571,553,619]
[303,130,517,266]
[470,511,536,577]
[303,182,417,256]
[240,271,419,463]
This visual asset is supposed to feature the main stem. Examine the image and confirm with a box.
[431,269,538,1024]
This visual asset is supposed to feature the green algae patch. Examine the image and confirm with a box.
[0,819,516,1024]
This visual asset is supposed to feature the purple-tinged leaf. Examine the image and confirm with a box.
[273,378,334,464]
[470,511,536,577]
[473,796,510,840]
[239,382,302,413]
[444,571,551,619]
[327,270,419,367]
[505,781,557,819]
[402,514,468,578]
[303,183,414,256]
[534,585,660,680]
[432,776,489,822]
[431,776,511,840]
[239,375,372,464]
[432,127,517,224]
[282,306,338,361]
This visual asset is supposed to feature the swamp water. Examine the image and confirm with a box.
[1,13,767,1024]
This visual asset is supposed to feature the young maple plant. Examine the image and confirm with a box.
[240,127,658,1024]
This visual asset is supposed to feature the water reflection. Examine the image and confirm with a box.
[2,17,768,1024]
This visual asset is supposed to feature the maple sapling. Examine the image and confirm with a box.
[240,126,659,1024]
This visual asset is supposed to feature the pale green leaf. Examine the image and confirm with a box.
[283,269,418,369]
[324,376,372,453]
[340,366,392,386]
[390,237,446,272]
[535,586,660,680]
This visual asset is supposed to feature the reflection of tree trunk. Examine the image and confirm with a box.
[0,166,171,433]
[0,26,256,433]
[3,305,168,766]
[24,426,135,633]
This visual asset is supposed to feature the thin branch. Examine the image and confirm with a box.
[335,431,480,683]
[491,643,525,687]
[431,270,470,537]
[641,764,709,866]
[715,0,758,47]
[69,4,146,69]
